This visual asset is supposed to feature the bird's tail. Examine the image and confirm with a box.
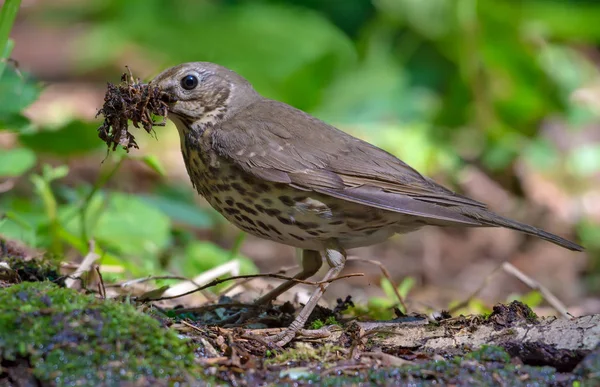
[465,209,583,252]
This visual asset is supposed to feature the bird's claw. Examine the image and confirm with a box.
[269,329,297,348]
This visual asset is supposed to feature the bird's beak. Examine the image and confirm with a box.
[149,75,178,107]
[159,90,178,105]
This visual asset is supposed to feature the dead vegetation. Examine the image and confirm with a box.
[96,68,173,151]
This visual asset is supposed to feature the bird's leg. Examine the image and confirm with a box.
[272,240,346,347]
[254,249,322,305]
[232,250,322,326]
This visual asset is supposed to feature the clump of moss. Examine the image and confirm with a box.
[0,240,64,286]
[487,301,539,330]
[464,345,511,363]
[309,316,341,330]
[0,282,201,386]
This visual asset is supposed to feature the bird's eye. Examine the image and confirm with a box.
[181,75,199,90]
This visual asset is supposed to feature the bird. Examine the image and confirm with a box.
[150,62,583,346]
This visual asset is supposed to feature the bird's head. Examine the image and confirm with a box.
[151,62,260,133]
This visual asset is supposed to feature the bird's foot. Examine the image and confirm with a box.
[271,328,297,348]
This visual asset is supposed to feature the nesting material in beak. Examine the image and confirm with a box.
[96,68,175,152]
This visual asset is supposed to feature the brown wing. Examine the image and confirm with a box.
[211,99,583,251]
[212,99,482,226]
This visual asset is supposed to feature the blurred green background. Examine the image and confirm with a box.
[0,0,599,315]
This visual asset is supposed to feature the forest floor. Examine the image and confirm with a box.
[1,239,599,387]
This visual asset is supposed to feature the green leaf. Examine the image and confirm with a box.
[139,154,166,176]
[508,290,543,309]
[378,277,415,314]
[41,164,69,182]
[380,278,396,301]
[139,193,213,229]
[522,1,600,41]
[0,214,37,246]
[0,113,33,132]
[397,277,416,299]
[75,1,355,109]
[182,241,230,273]
[93,192,171,256]
[0,39,14,80]
[468,299,492,315]
[18,120,103,155]
[524,139,559,172]
[0,147,36,177]
[567,145,600,177]
[376,0,453,39]
[30,175,57,221]
[59,191,106,243]
[0,0,21,79]
[0,197,46,247]
[0,67,40,130]
[3,210,33,230]
[577,219,600,250]
[180,240,257,275]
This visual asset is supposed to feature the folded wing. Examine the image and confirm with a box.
[211,99,582,251]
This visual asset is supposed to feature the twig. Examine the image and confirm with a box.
[106,275,195,288]
[217,263,299,297]
[65,240,100,288]
[95,265,106,299]
[348,257,408,312]
[144,272,363,302]
[502,262,571,319]
[162,260,240,299]
[179,319,205,334]
[107,274,215,300]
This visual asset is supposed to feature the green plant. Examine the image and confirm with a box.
[0,1,254,287]
[0,0,20,79]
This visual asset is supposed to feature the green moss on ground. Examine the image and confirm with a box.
[309,316,341,330]
[0,281,202,386]
[285,346,576,387]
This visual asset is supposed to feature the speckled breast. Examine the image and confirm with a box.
[179,129,419,251]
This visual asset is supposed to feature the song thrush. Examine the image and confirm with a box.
[151,62,583,346]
